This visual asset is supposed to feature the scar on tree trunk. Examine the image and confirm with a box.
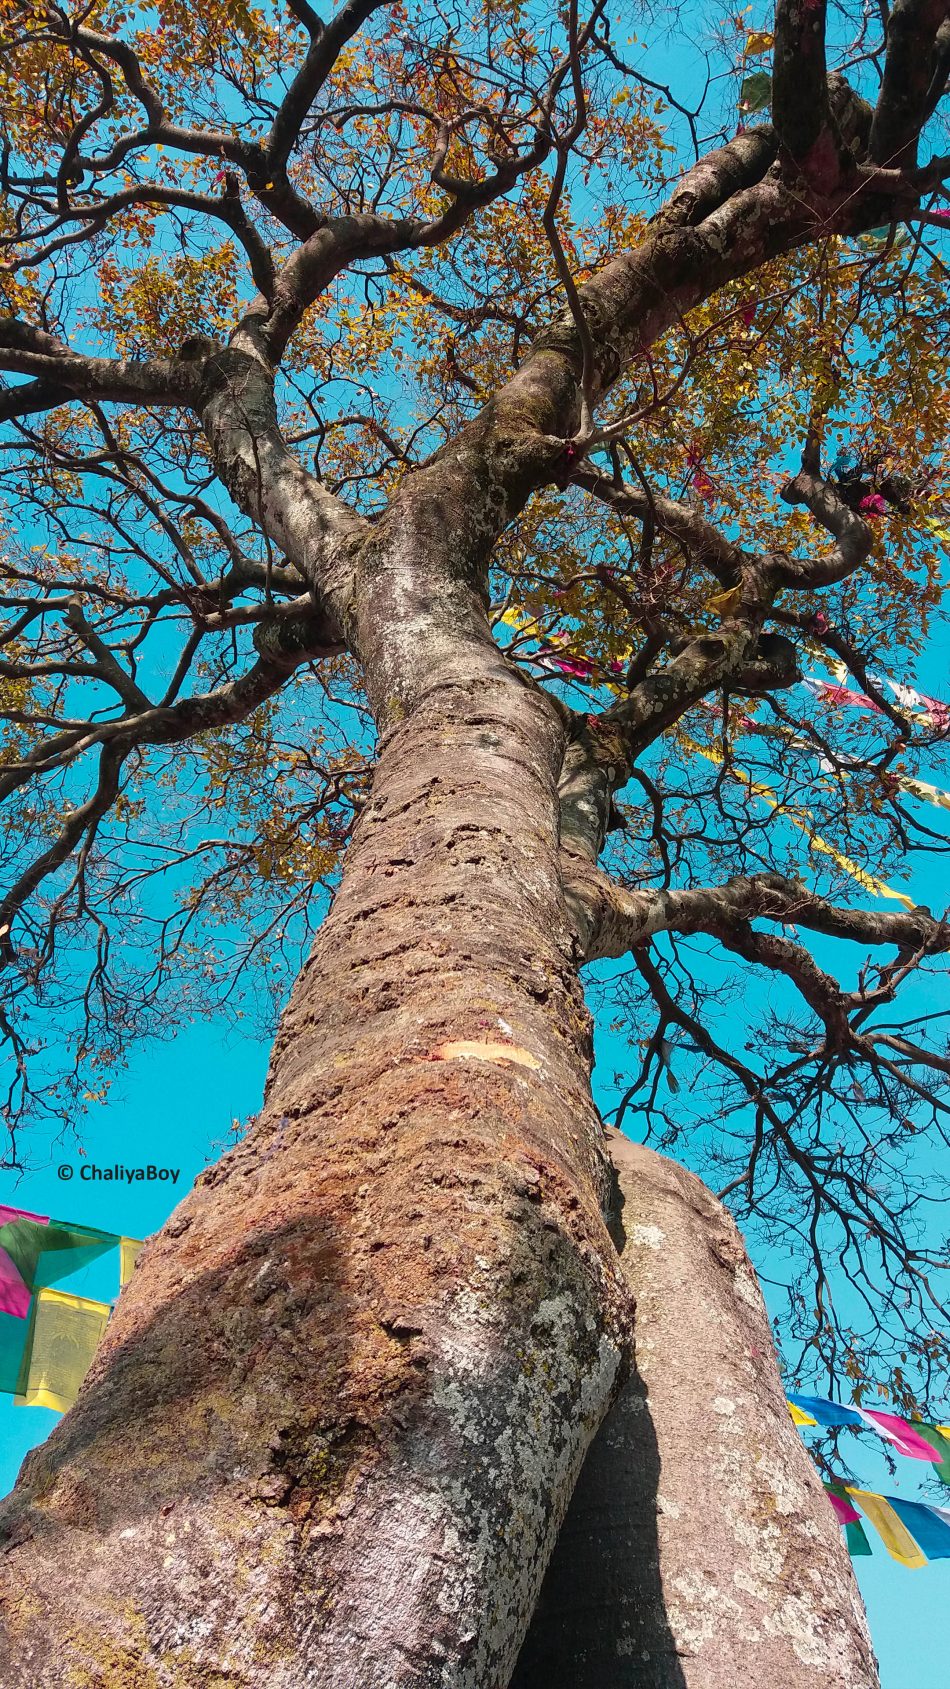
[512,1132,879,1689]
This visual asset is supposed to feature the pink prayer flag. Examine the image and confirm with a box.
[551,658,594,679]
[827,1491,861,1525]
[0,1247,31,1319]
[0,1204,48,1320]
[859,1408,944,1462]
[0,1204,48,1227]
[859,493,888,516]
[806,679,881,712]
[538,646,595,679]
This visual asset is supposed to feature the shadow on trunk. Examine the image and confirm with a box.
[511,1354,688,1689]
[514,1135,879,1689]
[511,1147,687,1689]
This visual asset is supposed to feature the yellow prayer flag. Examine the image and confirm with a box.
[119,1237,144,1288]
[787,1400,818,1427]
[924,517,950,547]
[846,1488,927,1568]
[496,605,538,631]
[806,834,917,911]
[14,1286,110,1414]
[744,30,773,55]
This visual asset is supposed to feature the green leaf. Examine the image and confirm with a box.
[739,71,772,113]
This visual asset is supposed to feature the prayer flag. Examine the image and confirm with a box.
[887,1498,950,1560]
[788,1401,818,1427]
[119,1237,144,1289]
[13,1287,110,1414]
[739,70,772,111]
[0,1203,47,1319]
[857,1408,944,1463]
[825,1483,872,1553]
[0,1207,118,1314]
[787,1392,862,1428]
[912,1424,950,1487]
[826,1487,861,1525]
[846,1519,873,1556]
[847,1489,927,1568]
[885,678,950,732]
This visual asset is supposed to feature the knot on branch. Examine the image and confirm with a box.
[178,333,221,363]
[253,610,341,669]
[826,73,873,163]
[729,631,800,694]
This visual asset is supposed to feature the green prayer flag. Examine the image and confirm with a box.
[845,1519,873,1557]
[0,1214,118,1300]
[914,1423,950,1488]
[0,1308,33,1396]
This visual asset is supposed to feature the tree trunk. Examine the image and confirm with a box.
[512,1133,878,1689]
[0,660,632,1688]
[0,640,876,1689]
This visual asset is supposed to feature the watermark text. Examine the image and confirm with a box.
[58,1163,181,1185]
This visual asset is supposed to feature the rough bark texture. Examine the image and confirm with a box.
[0,661,632,1688]
[512,1133,878,1689]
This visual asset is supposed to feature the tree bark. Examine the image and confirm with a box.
[512,1133,878,1689]
[0,654,632,1688]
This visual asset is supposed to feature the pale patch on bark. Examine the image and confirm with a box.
[435,1040,542,1070]
[628,1224,666,1251]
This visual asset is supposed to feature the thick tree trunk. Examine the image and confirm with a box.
[0,610,875,1689]
[512,1134,878,1689]
[0,661,632,1688]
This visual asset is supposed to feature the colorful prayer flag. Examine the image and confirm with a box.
[857,1407,945,1463]
[0,1207,141,1414]
[847,1489,928,1568]
[788,1392,863,1428]
[886,1497,950,1560]
[13,1287,110,1414]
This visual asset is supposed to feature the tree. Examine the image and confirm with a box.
[1,0,950,1681]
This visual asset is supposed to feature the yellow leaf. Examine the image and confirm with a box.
[706,583,743,618]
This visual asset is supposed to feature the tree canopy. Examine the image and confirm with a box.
[2,0,950,1412]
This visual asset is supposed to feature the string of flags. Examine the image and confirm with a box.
[683,733,918,910]
[800,672,950,737]
[827,1486,950,1568]
[0,1203,141,1413]
[788,1392,950,1469]
[724,697,950,816]
[497,595,949,908]
[788,1391,950,1568]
